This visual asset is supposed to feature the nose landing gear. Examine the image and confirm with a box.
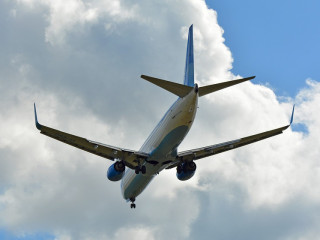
[130,197,136,209]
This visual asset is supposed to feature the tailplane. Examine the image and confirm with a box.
[141,75,255,98]
[141,75,192,98]
[141,25,255,98]
[198,76,255,97]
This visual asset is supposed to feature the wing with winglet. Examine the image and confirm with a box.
[166,105,295,168]
[34,104,148,169]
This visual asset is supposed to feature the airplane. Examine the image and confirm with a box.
[34,25,294,209]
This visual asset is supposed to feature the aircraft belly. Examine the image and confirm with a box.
[140,94,197,156]
[121,91,198,201]
[149,125,189,158]
[121,170,154,200]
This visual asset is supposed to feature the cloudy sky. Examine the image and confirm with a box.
[1,0,320,239]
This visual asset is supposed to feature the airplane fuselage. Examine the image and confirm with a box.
[121,86,198,200]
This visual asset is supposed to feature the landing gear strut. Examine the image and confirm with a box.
[130,197,136,209]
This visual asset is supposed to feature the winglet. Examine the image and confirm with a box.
[290,104,295,125]
[34,103,42,130]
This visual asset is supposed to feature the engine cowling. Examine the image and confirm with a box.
[107,161,125,181]
[176,161,196,181]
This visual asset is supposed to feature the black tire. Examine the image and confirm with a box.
[141,166,146,174]
[115,161,125,172]
[135,166,140,174]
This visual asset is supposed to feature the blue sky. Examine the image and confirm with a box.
[1,0,320,239]
[207,0,320,97]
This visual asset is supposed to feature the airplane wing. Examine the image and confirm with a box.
[167,106,295,167]
[34,104,148,169]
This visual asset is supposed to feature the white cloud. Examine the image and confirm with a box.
[16,0,139,45]
[1,0,320,239]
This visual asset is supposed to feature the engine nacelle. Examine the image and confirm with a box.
[176,161,196,181]
[107,161,125,181]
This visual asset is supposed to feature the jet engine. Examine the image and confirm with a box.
[107,161,125,181]
[176,161,196,181]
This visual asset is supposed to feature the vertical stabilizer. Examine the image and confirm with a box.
[183,25,194,87]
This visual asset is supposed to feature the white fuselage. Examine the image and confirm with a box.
[121,87,198,201]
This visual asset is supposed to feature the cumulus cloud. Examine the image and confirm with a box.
[16,0,139,45]
[1,0,320,239]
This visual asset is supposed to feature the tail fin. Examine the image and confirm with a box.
[141,25,255,98]
[184,25,194,87]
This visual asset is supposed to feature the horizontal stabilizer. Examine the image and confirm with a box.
[199,76,255,97]
[141,75,193,98]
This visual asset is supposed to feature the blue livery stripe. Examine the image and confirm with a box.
[150,125,189,158]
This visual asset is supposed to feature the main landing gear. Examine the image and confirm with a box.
[130,197,136,209]
[135,165,146,174]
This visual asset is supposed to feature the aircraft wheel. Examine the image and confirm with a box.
[135,166,140,174]
[141,166,146,174]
